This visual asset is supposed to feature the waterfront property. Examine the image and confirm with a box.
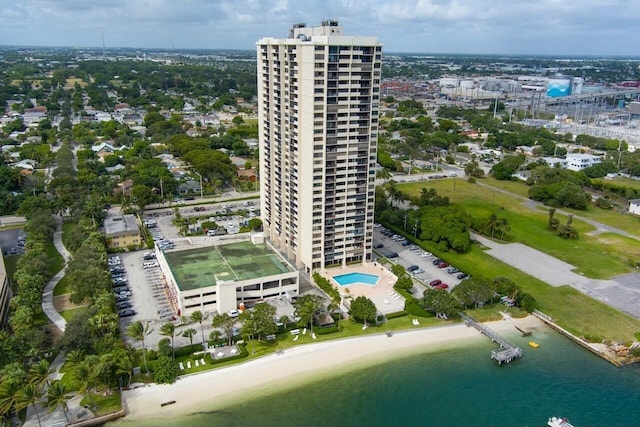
[324,263,402,315]
[460,313,523,365]
[156,233,299,316]
[258,21,382,273]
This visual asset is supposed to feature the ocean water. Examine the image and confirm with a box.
[120,326,640,427]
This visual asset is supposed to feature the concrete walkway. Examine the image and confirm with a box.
[472,233,640,318]
[41,218,71,332]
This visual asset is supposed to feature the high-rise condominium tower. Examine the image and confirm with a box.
[257,20,382,273]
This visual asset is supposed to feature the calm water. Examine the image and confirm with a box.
[120,326,640,427]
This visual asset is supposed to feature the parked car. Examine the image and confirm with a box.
[383,251,399,258]
[437,262,449,269]
[110,268,125,275]
[118,309,136,318]
[436,283,449,289]
[409,245,419,251]
[457,273,469,280]
[407,265,419,272]
[143,261,159,269]
[413,268,425,274]
[401,239,411,246]
[429,279,442,287]
[447,267,460,274]
[116,294,129,302]
[432,258,442,265]
[228,309,239,318]
[373,243,384,249]
[421,251,432,258]
[117,301,132,310]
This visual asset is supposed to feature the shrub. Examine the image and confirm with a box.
[173,344,204,358]
[312,272,340,302]
[385,310,408,320]
[467,177,476,183]
[151,354,179,384]
[316,325,339,335]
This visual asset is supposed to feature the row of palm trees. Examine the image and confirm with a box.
[0,359,72,427]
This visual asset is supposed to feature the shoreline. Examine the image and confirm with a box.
[117,315,544,423]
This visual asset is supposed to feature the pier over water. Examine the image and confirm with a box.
[460,313,523,365]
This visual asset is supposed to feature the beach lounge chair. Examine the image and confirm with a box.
[187,361,191,369]
[293,335,299,341]
[216,352,224,359]
[230,348,238,355]
[312,333,317,340]
[384,299,390,305]
[179,362,184,370]
[195,359,200,367]
[303,328,307,335]
[201,358,206,365]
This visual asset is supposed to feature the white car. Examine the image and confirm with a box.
[228,309,239,318]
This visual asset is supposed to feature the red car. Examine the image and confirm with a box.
[429,279,442,287]
[436,283,449,289]
[437,262,449,269]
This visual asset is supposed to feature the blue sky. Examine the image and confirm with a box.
[0,0,638,55]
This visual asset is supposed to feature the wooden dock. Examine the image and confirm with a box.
[460,313,523,365]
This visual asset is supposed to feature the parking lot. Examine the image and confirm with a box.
[372,226,467,296]
[0,228,26,256]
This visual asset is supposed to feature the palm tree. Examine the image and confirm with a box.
[486,213,499,238]
[182,328,197,347]
[16,383,44,427]
[66,349,86,365]
[72,361,97,410]
[127,320,153,373]
[497,217,511,240]
[29,360,52,391]
[46,381,72,424]
[278,315,290,331]
[0,380,22,425]
[159,322,177,358]
[114,352,134,388]
[190,310,206,350]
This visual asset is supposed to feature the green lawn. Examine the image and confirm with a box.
[594,176,640,190]
[54,275,71,296]
[398,179,638,279]
[80,390,123,416]
[45,239,65,277]
[481,177,640,235]
[59,306,87,321]
[62,222,78,253]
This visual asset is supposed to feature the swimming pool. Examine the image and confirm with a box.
[333,272,380,286]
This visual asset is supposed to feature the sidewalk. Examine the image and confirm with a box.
[41,218,71,332]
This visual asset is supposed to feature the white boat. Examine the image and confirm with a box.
[548,416,574,427]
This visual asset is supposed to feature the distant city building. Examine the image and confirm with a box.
[103,213,141,248]
[257,21,382,273]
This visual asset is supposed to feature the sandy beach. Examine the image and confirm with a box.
[119,315,544,423]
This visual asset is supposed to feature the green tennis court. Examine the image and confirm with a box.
[164,241,291,291]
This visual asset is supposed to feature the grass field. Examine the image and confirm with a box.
[398,179,639,279]
[165,242,292,291]
[59,306,87,321]
[54,275,71,296]
[594,176,640,190]
[482,177,640,235]
[45,239,65,278]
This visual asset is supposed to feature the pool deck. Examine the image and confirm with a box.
[323,263,404,316]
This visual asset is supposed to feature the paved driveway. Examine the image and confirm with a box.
[472,233,640,318]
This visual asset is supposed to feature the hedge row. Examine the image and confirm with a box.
[313,272,340,302]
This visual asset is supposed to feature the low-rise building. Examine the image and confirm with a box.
[629,199,640,216]
[566,153,601,171]
[103,213,141,248]
[156,234,299,316]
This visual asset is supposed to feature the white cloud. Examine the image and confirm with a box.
[0,0,638,54]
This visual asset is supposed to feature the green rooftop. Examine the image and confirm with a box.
[164,241,292,291]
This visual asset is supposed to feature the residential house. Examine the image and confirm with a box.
[13,159,36,170]
[629,199,640,216]
[542,157,568,169]
[114,179,134,196]
[177,179,201,194]
[91,142,117,161]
